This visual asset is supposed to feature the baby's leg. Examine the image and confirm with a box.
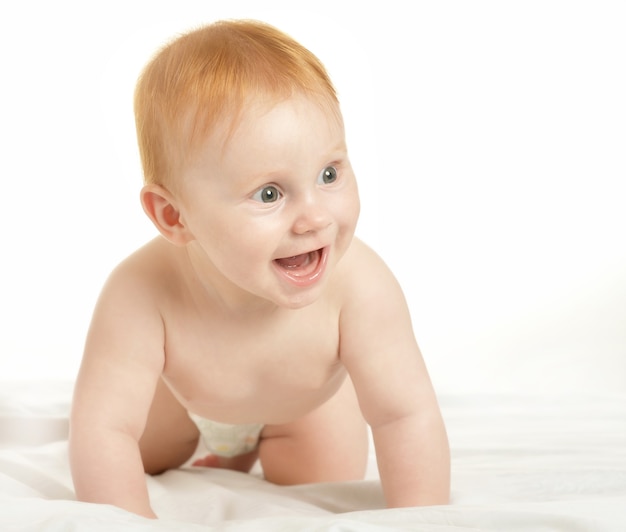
[139,378,200,475]
[259,377,369,485]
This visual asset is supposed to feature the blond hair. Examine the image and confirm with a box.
[134,19,339,188]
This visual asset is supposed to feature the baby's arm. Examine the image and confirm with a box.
[340,241,450,506]
[69,263,164,518]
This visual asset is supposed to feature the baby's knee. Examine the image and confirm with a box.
[141,435,198,475]
[259,427,368,485]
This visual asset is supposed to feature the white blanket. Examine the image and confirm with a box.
[1,381,625,531]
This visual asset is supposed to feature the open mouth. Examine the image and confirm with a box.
[273,247,328,287]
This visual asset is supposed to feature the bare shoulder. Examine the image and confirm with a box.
[100,237,178,304]
[83,237,179,367]
[335,237,417,367]
[108,236,176,281]
[335,237,406,306]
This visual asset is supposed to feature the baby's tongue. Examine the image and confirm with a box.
[276,252,311,269]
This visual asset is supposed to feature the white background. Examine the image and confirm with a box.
[1,1,624,395]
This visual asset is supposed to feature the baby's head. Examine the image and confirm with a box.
[134,19,341,191]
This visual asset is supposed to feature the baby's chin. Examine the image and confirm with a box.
[272,288,324,311]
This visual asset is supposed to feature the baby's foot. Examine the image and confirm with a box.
[192,450,258,473]
[192,454,221,468]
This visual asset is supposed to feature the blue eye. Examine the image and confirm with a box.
[253,185,281,203]
[318,166,338,185]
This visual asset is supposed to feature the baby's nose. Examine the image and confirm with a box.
[292,196,332,234]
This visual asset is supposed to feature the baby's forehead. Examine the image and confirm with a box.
[177,90,345,183]
[181,93,345,178]
[212,92,343,143]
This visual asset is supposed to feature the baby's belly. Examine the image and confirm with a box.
[164,363,347,426]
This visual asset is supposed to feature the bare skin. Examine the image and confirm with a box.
[139,370,368,481]
[69,95,450,518]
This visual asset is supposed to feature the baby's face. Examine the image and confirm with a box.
[176,95,360,309]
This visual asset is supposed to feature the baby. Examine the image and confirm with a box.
[69,19,450,519]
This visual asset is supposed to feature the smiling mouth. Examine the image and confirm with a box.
[273,247,328,287]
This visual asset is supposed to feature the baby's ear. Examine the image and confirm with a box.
[140,184,193,246]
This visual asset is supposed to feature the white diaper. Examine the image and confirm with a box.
[188,413,264,458]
